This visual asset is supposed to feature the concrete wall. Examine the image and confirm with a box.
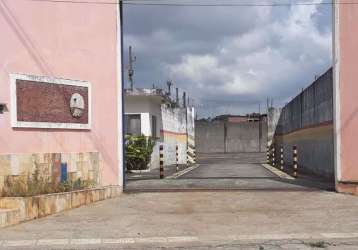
[274,68,334,180]
[161,106,191,166]
[0,1,122,186]
[267,107,281,145]
[196,120,267,154]
[196,121,225,154]
[334,2,358,194]
[226,122,266,153]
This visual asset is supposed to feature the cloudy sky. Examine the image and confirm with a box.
[123,0,332,118]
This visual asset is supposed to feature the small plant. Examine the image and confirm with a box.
[125,135,156,171]
[307,241,326,248]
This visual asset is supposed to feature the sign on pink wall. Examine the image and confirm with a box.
[11,74,91,130]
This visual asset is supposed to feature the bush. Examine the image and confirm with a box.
[1,167,95,197]
[125,135,156,171]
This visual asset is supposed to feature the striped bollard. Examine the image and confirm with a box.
[159,145,164,179]
[176,145,179,172]
[186,148,189,167]
[272,145,276,167]
[193,146,196,164]
[280,145,284,171]
[266,145,270,164]
[293,145,298,178]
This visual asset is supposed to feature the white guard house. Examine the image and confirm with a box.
[124,88,195,170]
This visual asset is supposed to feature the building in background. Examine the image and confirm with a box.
[124,88,195,169]
[0,1,123,190]
[211,113,267,123]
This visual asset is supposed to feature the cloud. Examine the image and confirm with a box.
[123,0,332,117]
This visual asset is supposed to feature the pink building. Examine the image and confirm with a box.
[0,1,123,189]
[334,1,358,194]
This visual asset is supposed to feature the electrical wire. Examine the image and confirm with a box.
[19,0,358,7]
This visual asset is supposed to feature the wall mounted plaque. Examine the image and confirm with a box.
[10,74,91,129]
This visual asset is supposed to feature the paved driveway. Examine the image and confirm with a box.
[181,153,275,179]
[125,153,333,191]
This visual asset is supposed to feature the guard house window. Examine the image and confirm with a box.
[125,114,141,135]
[151,115,157,138]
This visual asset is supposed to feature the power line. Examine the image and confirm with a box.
[19,0,358,7]
[124,0,337,6]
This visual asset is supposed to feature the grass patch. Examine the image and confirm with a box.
[307,241,327,248]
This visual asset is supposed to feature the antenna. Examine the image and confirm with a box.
[176,88,179,106]
[183,92,186,108]
[166,80,172,96]
[128,46,136,90]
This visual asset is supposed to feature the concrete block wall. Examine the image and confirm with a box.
[196,120,267,154]
[273,68,334,180]
[227,122,267,153]
[196,121,225,153]
[0,152,101,192]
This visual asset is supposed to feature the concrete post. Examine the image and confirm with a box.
[293,145,298,178]
[160,144,164,179]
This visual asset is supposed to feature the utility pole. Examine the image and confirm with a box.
[259,103,261,115]
[128,46,136,90]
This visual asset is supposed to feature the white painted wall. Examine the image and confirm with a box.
[124,95,162,137]
[125,94,196,170]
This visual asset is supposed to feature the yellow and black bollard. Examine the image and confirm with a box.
[176,145,179,172]
[160,144,164,179]
[272,145,276,167]
[293,145,298,178]
[186,147,189,167]
[280,145,284,171]
[193,146,196,164]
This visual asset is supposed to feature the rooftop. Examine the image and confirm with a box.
[124,88,174,104]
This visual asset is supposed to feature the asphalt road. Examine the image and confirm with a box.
[181,153,275,179]
[125,153,333,191]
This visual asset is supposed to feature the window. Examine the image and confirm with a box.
[125,114,141,135]
[151,115,157,138]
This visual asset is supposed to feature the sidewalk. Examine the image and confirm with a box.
[1,191,358,249]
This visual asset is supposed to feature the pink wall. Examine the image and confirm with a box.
[0,0,122,185]
[335,2,358,186]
